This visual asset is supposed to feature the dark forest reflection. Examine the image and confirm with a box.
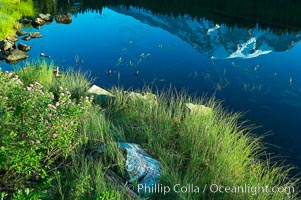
[34,0,301,33]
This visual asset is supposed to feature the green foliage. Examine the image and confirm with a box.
[51,68,94,99]
[0,70,92,192]
[15,60,54,88]
[12,188,46,200]
[0,63,298,199]
[47,106,126,200]
[96,190,116,200]
[0,0,34,39]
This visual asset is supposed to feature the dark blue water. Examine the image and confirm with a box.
[2,5,301,172]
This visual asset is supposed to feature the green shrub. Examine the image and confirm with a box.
[0,70,92,191]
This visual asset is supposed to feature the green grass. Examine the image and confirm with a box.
[0,0,34,39]
[15,60,54,87]
[3,62,300,199]
[15,61,93,99]
[51,68,94,99]
[102,88,299,199]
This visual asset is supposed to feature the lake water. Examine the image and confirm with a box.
[2,0,301,173]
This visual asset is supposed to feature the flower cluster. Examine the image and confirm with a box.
[0,70,92,180]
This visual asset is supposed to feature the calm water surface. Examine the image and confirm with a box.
[2,0,301,172]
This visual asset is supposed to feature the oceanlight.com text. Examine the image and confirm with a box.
[133,183,294,196]
[209,184,294,196]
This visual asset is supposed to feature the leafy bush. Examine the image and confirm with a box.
[0,70,92,190]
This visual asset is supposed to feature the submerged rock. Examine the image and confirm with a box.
[88,85,114,105]
[5,49,29,63]
[0,53,6,61]
[29,32,42,38]
[185,103,213,115]
[20,18,32,24]
[18,43,31,52]
[55,13,72,24]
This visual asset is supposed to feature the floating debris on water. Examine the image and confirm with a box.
[40,53,51,58]
[289,77,293,85]
[129,60,134,67]
[231,62,237,67]
[106,70,112,75]
[118,57,123,63]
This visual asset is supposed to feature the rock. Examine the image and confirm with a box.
[38,13,53,22]
[0,39,15,52]
[126,91,157,105]
[5,49,29,63]
[16,31,28,36]
[55,13,72,24]
[31,17,45,27]
[21,36,31,41]
[88,85,114,105]
[6,35,18,43]
[29,32,42,38]
[185,103,213,115]
[87,142,161,197]
[18,43,31,52]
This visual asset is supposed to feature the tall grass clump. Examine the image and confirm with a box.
[51,68,94,99]
[0,0,34,39]
[15,61,93,99]
[15,60,54,87]
[104,88,299,199]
